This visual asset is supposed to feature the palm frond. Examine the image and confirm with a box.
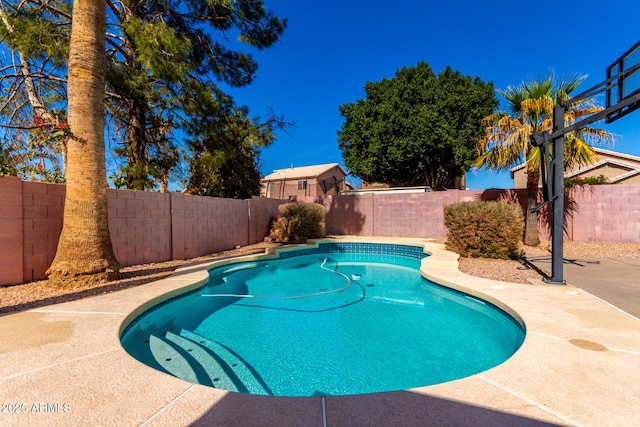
[477,73,604,176]
[525,145,542,170]
[498,86,525,115]
[555,74,588,104]
[572,126,614,147]
[524,77,553,99]
[564,133,600,169]
[473,142,523,170]
[566,105,605,122]
[520,96,554,130]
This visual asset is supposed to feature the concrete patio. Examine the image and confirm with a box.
[1,238,639,426]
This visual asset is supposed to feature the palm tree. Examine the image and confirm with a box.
[47,0,120,278]
[475,75,612,246]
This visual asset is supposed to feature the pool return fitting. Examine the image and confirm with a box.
[200,258,354,300]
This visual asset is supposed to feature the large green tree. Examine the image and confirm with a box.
[183,90,277,198]
[0,0,286,279]
[105,0,287,192]
[475,75,612,246]
[338,62,498,190]
[0,0,287,195]
[0,0,70,181]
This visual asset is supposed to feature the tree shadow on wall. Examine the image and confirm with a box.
[477,188,580,242]
[316,195,366,236]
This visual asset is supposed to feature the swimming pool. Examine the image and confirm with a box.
[120,242,525,396]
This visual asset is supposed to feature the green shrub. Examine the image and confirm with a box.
[269,202,326,243]
[443,201,524,259]
[564,174,608,187]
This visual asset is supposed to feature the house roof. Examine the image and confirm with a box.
[593,147,640,163]
[510,147,640,178]
[608,168,640,183]
[261,163,347,181]
[564,158,636,178]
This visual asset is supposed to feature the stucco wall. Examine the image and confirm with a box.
[264,179,312,199]
[623,174,640,184]
[261,166,347,198]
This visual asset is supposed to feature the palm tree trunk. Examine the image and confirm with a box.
[523,167,541,246]
[47,0,119,278]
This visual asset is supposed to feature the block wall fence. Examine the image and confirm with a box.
[296,183,640,243]
[1,176,639,285]
[0,177,284,285]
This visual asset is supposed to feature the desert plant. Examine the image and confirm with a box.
[269,202,326,243]
[444,201,524,259]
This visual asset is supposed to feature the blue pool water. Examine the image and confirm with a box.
[121,243,525,397]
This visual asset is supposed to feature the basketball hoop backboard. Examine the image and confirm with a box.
[537,40,640,285]
[606,40,640,123]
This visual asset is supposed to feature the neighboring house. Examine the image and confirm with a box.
[510,147,640,188]
[261,163,350,199]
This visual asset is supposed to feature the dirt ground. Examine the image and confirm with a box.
[0,242,280,314]
[2,239,639,315]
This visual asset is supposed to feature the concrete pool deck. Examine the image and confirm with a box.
[1,237,639,426]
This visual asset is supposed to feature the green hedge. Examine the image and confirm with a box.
[444,201,524,259]
[564,174,608,187]
[269,202,326,243]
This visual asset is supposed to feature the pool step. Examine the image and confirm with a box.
[163,330,246,392]
[140,323,228,386]
[180,329,273,396]
[137,322,272,395]
[136,323,212,385]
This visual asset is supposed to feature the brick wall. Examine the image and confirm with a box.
[171,193,250,260]
[1,177,638,286]
[249,197,284,243]
[569,184,640,242]
[322,194,375,235]
[298,185,640,243]
[107,189,172,266]
[0,178,286,285]
[299,191,473,238]
[0,177,23,285]
[22,181,65,282]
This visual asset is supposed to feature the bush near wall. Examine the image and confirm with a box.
[270,202,326,243]
[564,174,608,187]
[444,201,524,259]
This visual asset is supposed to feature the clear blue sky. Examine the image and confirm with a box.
[229,0,640,190]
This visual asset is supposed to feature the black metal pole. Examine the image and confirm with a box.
[548,104,566,284]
